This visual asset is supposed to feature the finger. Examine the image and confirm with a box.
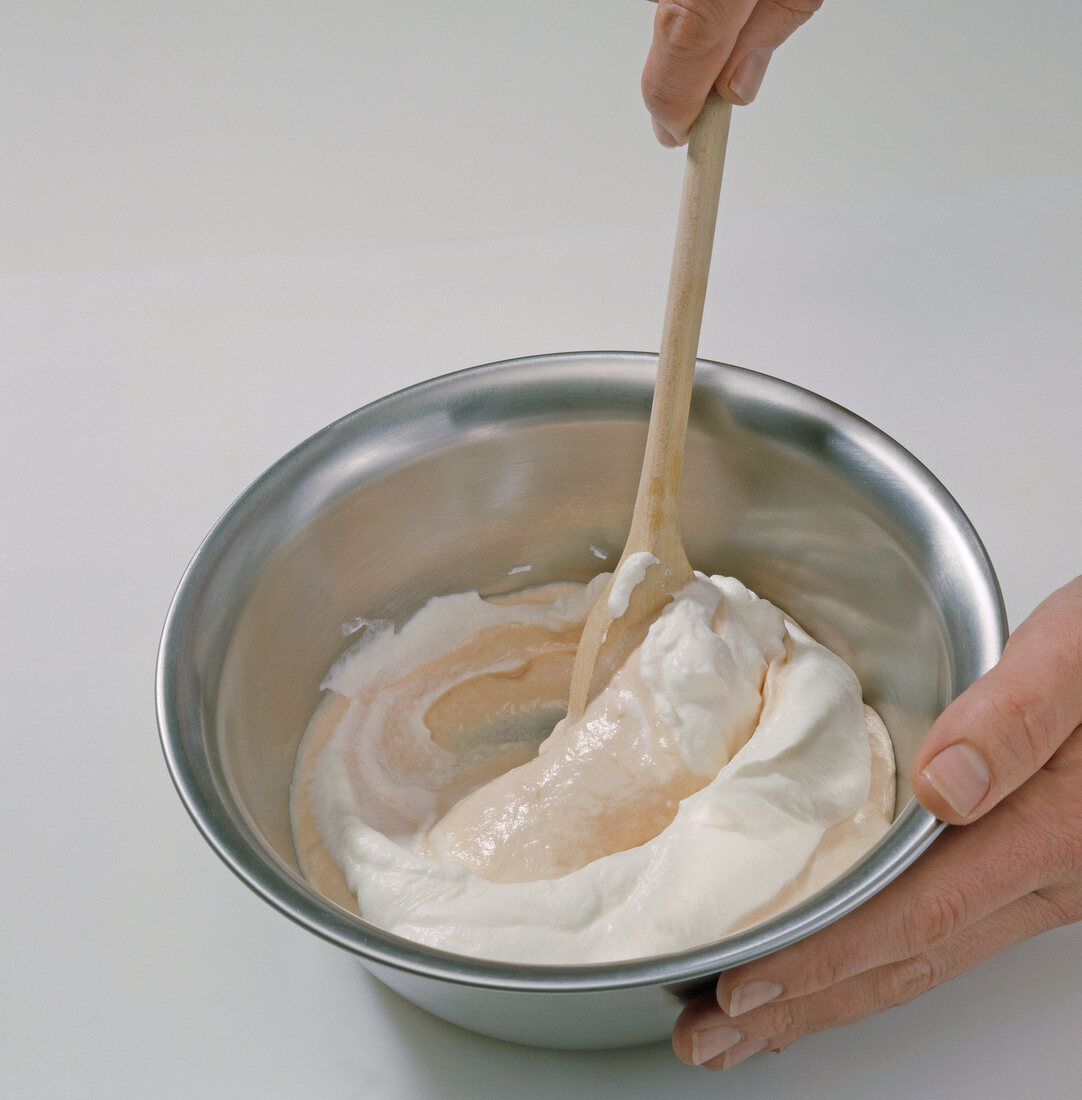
[912,575,1082,823]
[642,1,821,145]
[716,1,822,106]
[642,0,757,146]
[676,888,1068,1067]
[708,791,1059,1018]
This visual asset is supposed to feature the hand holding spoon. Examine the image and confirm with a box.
[567,93,733,717]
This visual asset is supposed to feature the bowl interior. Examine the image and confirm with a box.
[160,352,1005,988]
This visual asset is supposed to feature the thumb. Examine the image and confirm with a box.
[643,0,820,146]
[716,0,822,105]
[911,576,1082,824]
[642,0,756,147]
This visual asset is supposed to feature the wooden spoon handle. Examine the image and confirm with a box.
[628,92,732,546]
[566,95,732,718]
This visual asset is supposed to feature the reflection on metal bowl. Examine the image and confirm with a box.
[157,352,1006,1049]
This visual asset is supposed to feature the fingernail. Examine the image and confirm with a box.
[651,116,676,147]
[728,979,783,1016]
[728,47,773,104]
[691,1025,743,1065]
[920,742,991,817]
[723,1039,769,1070]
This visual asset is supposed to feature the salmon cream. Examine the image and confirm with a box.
[290,571,894,964]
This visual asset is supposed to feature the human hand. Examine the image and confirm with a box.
[673,575,1082,1070]
[642,0,822,146]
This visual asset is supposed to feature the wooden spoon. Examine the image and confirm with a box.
[567,93,733,717]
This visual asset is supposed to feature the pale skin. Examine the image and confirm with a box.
[642,4,1082,1069]
[642,0,823,146]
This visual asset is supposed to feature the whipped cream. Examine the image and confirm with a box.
[290,573,894,964]
[606,551,659,617]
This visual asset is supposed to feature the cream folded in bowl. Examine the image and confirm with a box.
[294,572,894,964]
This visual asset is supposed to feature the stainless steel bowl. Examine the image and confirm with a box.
[156,352,1006,1049]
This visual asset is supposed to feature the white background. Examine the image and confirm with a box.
[3,2,1080,1097]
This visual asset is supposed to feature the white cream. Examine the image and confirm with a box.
[606,551,659,617]
[293,573,894,964]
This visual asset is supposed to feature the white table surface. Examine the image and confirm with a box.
[4,2,1080,1097]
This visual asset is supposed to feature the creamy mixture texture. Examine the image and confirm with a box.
[290,571,895,964]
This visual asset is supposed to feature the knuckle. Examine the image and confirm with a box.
[641,74,684,120]
[876,952,948,1008]
[988,687,1053,772]
[798,945,850,993]
[762,999,813,1049]
[655,0,726,60]
[900,885,969,952]
[773,997,807,1037]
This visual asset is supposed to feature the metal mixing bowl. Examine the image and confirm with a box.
[156,352,1006,1049]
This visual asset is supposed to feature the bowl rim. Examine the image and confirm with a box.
[156,350,1007,993]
